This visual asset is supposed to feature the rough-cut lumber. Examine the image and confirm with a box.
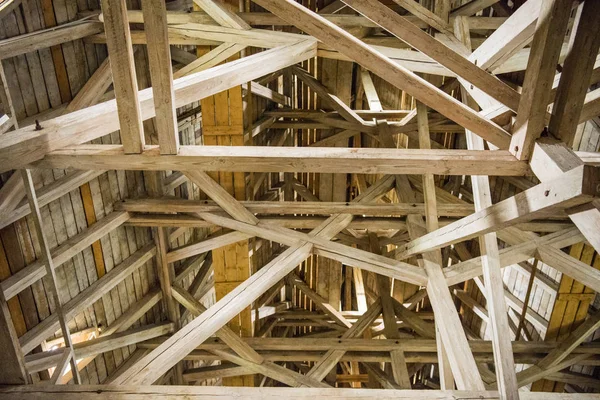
[0,21,103,60]
[143,0,179,154]
[549,0,600,147]
[20,170,80,382]
[101,0,146,153]
[508,0,572,160]
[118,198,476,217]
[33,145,528,176]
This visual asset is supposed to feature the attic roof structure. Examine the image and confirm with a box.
[0,0,600,398]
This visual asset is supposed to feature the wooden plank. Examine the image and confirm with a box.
[25,323,174,373]
[0,21,103,60]
[167,231,251,263]
[390,0,454,38]
[173,43,247,79]
[170,285,262,364]
[508,0,572,160]
[286,273,352,329]
[469,0,542,72]
[396,165,599,259]
[450,0,499,17]
[143,0,178,154]
[18,243,155,354]
[185,170,258,225]
[465,110,518,400]
[192,0,250,29]
[4,386,600,399]
[35,145,528,177]
[101,0,145,153]
[302,299,383,383]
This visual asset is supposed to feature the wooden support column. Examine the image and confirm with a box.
[142,0,178,154]
[455,18,519,399]
[101,0,145,153]
[548,0,600,147]
[508,0,572,160]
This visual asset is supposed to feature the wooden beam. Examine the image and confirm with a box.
[3,386,600,398]
[143,0,179,154]
[293,66,366,125]
[469,0,542,72]
[192,0,250,29]
[25,323,174,373]
[0,39,317,173]
[450,0,499,17]
[0,20,103,60]
[5,385,600,398]
[173,43,247,79]
[101,0,146,153]
[34,145,528,177]
[548,0,600,147]
[390,0,454,38]
[112,242,313,385]
[531,138,600,256]
[185,170,259,225]
[286,273,352,329]
[248,81,291,107]
[443,227,582,287]
[396,165,599,259]
[465,106,518,400]
[253,0,511,149]
[167,231,251,263]
[170,285,263,364]
[508,0,572,160]
[302,300,383,384]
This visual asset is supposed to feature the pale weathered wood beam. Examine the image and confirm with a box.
[34,145,528,176]
[508,0,572,160]
[2,385,600,398]
[396,165,599,259]
[548,0,600,147]
[143,0,179,154]
[101,0,146,153]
